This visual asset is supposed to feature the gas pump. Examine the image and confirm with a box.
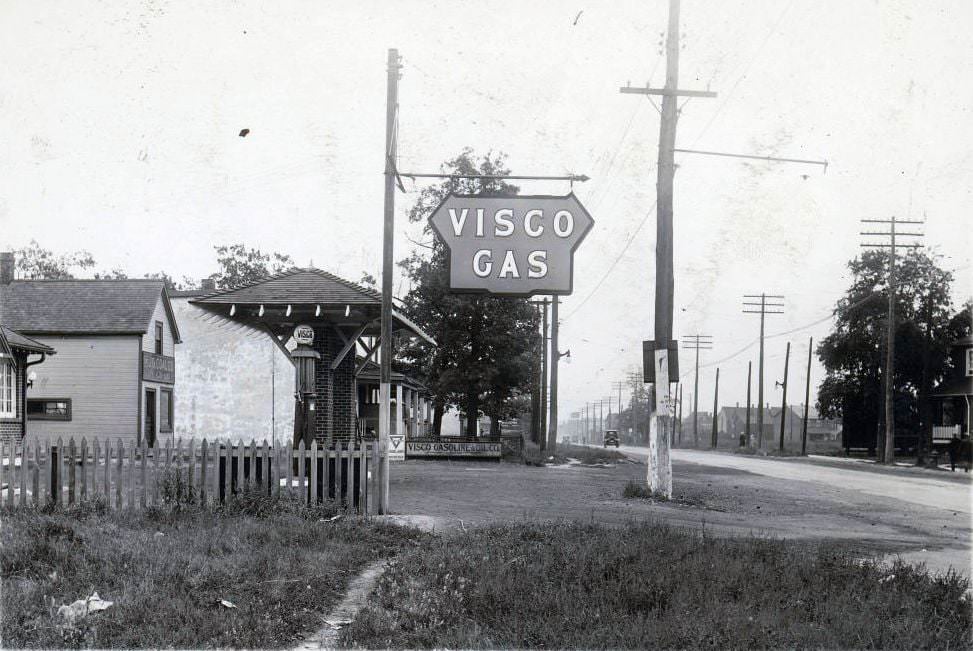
[291,324,320,448]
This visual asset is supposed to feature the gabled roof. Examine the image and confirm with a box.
[355,358,427,390]
[0,325,55,356]
[191,268,381,306]
[0,279,180,341]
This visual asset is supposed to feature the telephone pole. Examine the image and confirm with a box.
[628,371,643,444]
[548,298,564,454]
[676,383,684,446]
[777,341,791,452]
[801,337,813,456]
[378,48,402,514]
[540,299,549,451]
[682,335,713,447]
[745,361,753,448]
[711,368,720,448]
[743,294,784,449]
[861,216,924,464]
[620,0,716,497]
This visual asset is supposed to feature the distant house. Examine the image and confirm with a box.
[0,255,180,445]
[929,335,973,444]
[0,324,55,441]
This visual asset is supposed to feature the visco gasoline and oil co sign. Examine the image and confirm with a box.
[429,193,594,296]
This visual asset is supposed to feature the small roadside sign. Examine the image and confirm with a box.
[388,434,405,461]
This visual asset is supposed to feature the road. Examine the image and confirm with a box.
[626,445,972,513]
[390,447,972,577]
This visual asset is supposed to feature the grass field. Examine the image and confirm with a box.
[341,521,972,650]
[1,493,428,649]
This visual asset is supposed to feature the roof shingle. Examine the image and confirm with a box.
[0,279,168,335]
[191,268,381,306]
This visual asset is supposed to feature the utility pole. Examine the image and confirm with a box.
[378,48,401,515]
[745,361,752,448]
[540,299,549,452]
[801,337,813,456]
[744,294,784,449]
[711,368,720,448]
[676,383,684,446]
[778,341,791,453]
[548,298,564,454]
[861,217,924,463]
[628,372,642,444]
[620,0,715,497]
[530,306,542,445]
[682,335,712,448]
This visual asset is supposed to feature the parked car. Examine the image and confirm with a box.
[604,429,619,447]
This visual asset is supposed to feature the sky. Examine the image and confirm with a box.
[2,0,972,424]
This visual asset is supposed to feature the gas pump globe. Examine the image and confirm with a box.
[291,324,320,447]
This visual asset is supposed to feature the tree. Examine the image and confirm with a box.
[397,149,537,439]
[212,244,294,289]
[817,249,969,457]
[14,240,95,279]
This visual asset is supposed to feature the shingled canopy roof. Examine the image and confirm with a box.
[0,279,180,341]
[190,268,435,345]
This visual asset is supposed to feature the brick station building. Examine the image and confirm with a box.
[189,268,433,447]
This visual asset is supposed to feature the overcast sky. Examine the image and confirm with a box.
[2,1,971,422]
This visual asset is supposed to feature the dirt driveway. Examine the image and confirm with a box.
[387,449,971,577]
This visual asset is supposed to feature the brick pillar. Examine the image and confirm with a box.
[310,325,357,445]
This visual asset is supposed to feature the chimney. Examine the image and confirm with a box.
[0,252,13,285]
[200,278,216,291]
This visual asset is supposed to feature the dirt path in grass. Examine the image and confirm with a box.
[295,559,389,650]
[387,452,971,577]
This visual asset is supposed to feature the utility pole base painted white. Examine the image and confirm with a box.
[378,381,390,513]
[648,348,673,498]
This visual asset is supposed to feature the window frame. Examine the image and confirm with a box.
[154,321,164,355]
[26,398,72,421]
[159,388,174,433]
[0,361,15,419]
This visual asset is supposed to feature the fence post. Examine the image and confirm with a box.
[128,442,137,508]
[284,443,293,499]
[336,441,344,507]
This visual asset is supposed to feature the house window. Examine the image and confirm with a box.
[26,398,72,421]
[159,388,173,433]
[154,321,164,355]
[966,348,973,377]
[0,361,15,418]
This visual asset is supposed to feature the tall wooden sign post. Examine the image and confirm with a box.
[621,0,715,497]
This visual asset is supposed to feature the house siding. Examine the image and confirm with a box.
[170,299,293,444]
[25,336,139,443]
[141,296,176,356]
[139,295,177,446]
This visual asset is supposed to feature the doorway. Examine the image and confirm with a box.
[145,388,156,447]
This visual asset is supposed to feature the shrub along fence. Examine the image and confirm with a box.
[0,438,377,514]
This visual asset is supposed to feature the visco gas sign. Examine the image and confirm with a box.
[429,193,594,296]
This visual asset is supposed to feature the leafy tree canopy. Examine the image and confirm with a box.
[212,244,294,289]
[14,240,95,279]
[817,249,970,447]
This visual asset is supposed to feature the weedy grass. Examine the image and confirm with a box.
[0,489,429,649]
[521,442,630,467]
[341,521,972,650]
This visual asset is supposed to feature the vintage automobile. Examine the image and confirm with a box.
[604,429,620,447]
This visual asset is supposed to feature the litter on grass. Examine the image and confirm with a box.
[56,592,113,624]
[220,599,238,609]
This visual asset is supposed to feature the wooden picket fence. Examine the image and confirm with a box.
[0,438,378,514]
